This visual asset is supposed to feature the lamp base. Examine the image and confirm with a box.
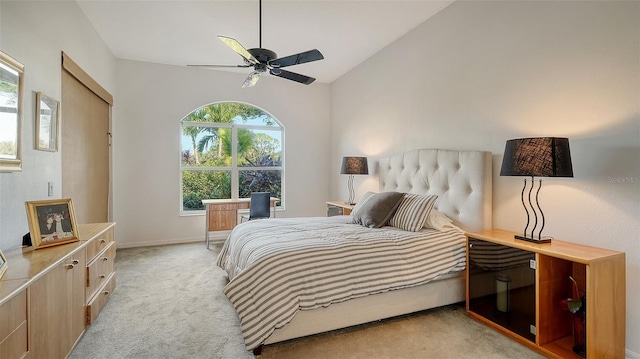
[514,234,552,244]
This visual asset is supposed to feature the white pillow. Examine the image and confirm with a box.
[389,193,438,232]
[424,210,453,231]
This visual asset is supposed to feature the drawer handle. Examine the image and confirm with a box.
[99,274,106,279]
[65,263,75,269]
[72,259,80,265]
[99,239,107,244]
[102,257,109,261]
[103,291,110,296]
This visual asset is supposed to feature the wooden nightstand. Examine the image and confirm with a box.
[326,201,355,216]
[465,229,625,359]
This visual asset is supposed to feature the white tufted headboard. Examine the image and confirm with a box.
[378,148,492,232]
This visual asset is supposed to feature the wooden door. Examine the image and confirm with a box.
[61,64,110,223]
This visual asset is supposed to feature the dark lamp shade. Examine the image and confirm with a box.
[340,156,369,175]
[500,137,573,177]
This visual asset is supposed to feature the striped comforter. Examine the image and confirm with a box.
[216,216,467,350]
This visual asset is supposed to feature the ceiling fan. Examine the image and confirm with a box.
[188,0,324,88]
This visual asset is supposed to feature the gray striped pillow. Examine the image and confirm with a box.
[389,193,438,232]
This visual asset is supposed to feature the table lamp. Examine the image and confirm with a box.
[500,137,573,243]
[340,156,368,205]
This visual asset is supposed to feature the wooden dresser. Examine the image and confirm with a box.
[0,222,116,359]
[84,224,117,325]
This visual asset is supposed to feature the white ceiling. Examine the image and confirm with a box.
[76,0,453,84]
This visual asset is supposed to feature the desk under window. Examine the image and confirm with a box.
[201,197,278,248]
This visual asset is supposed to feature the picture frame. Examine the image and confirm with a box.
[25,198,79,249]
[0,50,24,172]
[35,92,60,152]
[0,249,7,280]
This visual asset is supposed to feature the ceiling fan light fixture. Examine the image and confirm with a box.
[242,71,261,88]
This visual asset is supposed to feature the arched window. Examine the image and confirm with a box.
[180,102,283,213]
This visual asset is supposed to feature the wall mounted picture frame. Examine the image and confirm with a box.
[35,92,60,152]
[25,198,79,249]
[0,50,25,172]
[0,249,7,280]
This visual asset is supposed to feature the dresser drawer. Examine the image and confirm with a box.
[0,320,27,359]
[86,228,114,263]
[0,290,28,359]
[87,273,116,325]
[86,241,116,300]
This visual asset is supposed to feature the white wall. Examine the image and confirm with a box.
[0,0,116,251]
[330,1,639,356]
[112,59,331,247]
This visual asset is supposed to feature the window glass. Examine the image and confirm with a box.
[180,102,283,212]
[181,125,232,167]
[0,57,22,165]
[238,129,282,167]
[0,64,19,156]
[239,170,282,200]
[182,170,231,210]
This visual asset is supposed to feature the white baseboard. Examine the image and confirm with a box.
[115,231,229,249]
[628,349,640,359]
[116,237,201,249]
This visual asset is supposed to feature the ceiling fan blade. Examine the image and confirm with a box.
[269,69,316,85]
[187,64,252,69]
[218,36,259,65]
[269,49,324,68]
[242,71,262,88]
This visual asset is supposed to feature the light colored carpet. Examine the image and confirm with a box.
[69,242,544,359]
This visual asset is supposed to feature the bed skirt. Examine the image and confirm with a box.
[264,272,465,345]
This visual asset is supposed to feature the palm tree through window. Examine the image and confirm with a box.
[180,102,283,212]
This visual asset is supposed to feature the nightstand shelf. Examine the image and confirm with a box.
[466,229,625,359]
[326,201,355,216]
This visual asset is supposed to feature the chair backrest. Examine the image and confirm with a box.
[249,192,271,220]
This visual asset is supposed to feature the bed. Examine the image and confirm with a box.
[217,148,492,354]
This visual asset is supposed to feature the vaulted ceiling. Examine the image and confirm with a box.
[77,0,453,84]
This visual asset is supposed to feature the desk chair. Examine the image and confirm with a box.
[241,192,272,223]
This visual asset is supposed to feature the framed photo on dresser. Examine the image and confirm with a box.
[25,198,79,249]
